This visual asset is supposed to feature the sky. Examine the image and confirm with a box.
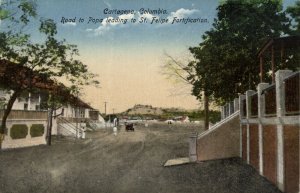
[6,0,299,113]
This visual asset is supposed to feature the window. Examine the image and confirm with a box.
[80,109,85,118]
[24,103,28,110]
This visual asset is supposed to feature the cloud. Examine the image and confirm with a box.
[167,8,199,20]
[91,14,134,35]
[94,25,111,36]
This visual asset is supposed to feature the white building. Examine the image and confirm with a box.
[0,90,41,111]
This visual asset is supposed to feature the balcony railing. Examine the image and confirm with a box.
[250,93,258,118]
[262,84,276,117]
[242,99,247,118]
[284,72,300,115]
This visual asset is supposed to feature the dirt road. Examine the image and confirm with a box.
[0,123,281,193]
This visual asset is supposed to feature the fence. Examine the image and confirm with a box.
[240,70,300,193]
[220,98,239,120]
[285,72,300,115]
[262,84,276,117]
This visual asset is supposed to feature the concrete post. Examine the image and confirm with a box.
[239,95,246,118]
[239,95,246,158]
[226,103,230,117]
[28,92,31,110]
[277,125,285,192]
[275,70,293,117]
[189,133,198,162]
[224,104,227,118]
[6,122,12,140]
[257,83,270,118]
[220,106,224,120]
[228,101,234,116]
[246,90,256,119]
[257,83,269,175]
[275,70,293,192]
[234,98,239,112]
[26,124,31,139]
[246,90,255,164]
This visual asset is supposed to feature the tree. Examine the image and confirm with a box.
[0,1,99,147]
[287,0,300,34]
[190,0,292,104]
[163,0,294,130]
[162,53,212,130]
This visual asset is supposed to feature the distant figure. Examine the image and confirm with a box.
[81,126,86,139]
[113,126,117,136]
[113,118,118,127]
[79,121,86,139]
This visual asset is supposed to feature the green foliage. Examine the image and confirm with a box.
[10,124,28,139]
[189,0,292,104]
[0,97,6,109]
[0,1,99,135]
[287,0,300,34]
[0,1,99,94]
[0,9,9,20]
[30,124,44,137]
[18,1,37,24]
[208,111,221,124]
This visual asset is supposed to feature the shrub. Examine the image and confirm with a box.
[30,124,45,137]
[10,124,28,139]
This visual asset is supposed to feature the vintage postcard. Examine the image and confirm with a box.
[0,0,299,192]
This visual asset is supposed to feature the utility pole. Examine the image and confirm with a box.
[112,108,115,114]
[104,101,107,128]
[104,101,107,115]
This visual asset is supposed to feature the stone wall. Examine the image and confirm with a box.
[196,113,240,161]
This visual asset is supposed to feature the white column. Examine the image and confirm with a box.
[275,70,293,192]
[239,95,246,118]
[275,70,293,117]
[26,124,31,139]
[38,94,41,110]
[234,98,239,112]
[246,90,255,164]
[189,133,198,162]
[277,125,284,191]
[220,106,224,120]
[239,95,246,158]
[247,125,250,164]
[28,92,31,110]
[6,122,12,140]
[246,90,256,119]
[257,83,269,175]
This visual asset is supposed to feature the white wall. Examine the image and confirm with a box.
[2,119,47,149]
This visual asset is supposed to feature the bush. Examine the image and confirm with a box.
[10,124,28,139]
[30,124,45,137]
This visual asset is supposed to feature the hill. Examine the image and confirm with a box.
[119,104,220,123]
